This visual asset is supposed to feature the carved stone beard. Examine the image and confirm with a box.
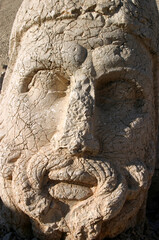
[0,139,152,240]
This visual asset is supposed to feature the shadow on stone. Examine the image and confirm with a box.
[0,65,7,92]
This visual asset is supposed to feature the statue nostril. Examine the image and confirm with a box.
[68,136,100,156]
[82,138,100,155]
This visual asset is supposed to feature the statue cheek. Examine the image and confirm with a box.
[94,110,153,163]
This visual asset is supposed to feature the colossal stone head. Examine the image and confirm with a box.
[0,0,159,239]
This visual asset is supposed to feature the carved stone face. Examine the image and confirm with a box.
[0,0,158,239]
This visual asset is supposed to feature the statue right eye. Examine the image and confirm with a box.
[95,79,144,112]
[20,70,70,98]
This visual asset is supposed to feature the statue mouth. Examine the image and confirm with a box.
[47,166,97,201]
[48,181,94,201]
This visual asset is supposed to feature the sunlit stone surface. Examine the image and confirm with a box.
[0,0,159,239]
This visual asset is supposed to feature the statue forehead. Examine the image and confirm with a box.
[2,0,157,93]
[11,0,158,53]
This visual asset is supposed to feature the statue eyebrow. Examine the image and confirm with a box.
[8,1,158,73]
[95,67,150,95]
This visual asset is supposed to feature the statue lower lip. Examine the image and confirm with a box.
[48,181,93,200]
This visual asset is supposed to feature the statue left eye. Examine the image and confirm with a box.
[20,70,70,98]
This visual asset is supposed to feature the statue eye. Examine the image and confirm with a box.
[95,80,144,111]
[20,70,70,97]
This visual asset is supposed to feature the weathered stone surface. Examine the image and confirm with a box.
[0,0,159,240]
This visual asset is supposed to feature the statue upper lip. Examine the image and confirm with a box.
[48,167,97,187]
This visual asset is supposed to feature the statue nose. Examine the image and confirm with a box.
[66,129,100,155]
[58,74,100,155]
